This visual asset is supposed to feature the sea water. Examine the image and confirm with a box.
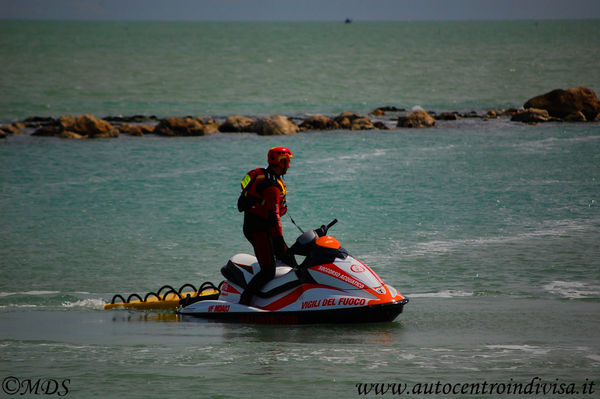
[2,20,600,120]
[1,21,599,398]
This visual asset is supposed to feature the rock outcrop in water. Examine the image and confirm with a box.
[32,114,117,139]
[250,115,299,135]
[434,112,460,121]
[335,112,375,130]
[4,87,598,139]
[218,116,255,133]
[523,87,600,121]
[510,108,553,124]
[299,115,338,131]
[218,115,299,135]
[153,117,214,136]
[118,123,155,136]
[397,110,436,128]
[299,113,376,131]
[0,123,24,138]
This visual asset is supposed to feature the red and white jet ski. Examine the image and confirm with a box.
[179,220,408,324]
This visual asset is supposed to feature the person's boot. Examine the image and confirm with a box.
[239,289,252,305]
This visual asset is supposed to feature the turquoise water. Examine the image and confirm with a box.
[1,20,600,398]
[1,20,599,121]
[2,125,599,398]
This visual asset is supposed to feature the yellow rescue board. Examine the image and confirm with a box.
[104,284,220,310]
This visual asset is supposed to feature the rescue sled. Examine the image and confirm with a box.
[104,282,220,310]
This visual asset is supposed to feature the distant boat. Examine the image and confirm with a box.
[345,18,352,24]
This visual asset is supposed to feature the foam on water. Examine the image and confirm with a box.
[405,219,597,257]
[542,281,600,300]
[62,298,106,309]
[485,345,552,356]
[407,290,473,298]
[0,290,61,297]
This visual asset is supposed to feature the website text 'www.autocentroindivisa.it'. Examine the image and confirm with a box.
[355,377,596,396]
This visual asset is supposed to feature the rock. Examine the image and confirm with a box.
[373,121,391,130]
[434,112,460,121]
[510,108,551,123]
[153,117,209,136]
[397,110,436,128]
[460,111,481,118]
[333,112,374,130]
[564,111,586,122]
[218,116,255,133]
[501,108,523,117]
[350,116,375,130]
[299,115,337,131]
[118,123,155,136]
[59,114,117,138]
[32,124,61,137]
[32,114,117,138]
[202,118,221,134]
[0,123,24,136]
[524,87,600,120]
[23,116,56,127]
[334,113,353,130]
[375,106,405,112]
[250,115,299,136]
[335,111,360,122]
[370,109,386,116]
[484,110,499,119]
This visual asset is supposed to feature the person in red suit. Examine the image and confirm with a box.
[237,147,297,305]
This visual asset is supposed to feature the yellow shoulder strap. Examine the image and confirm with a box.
[241,174,252,189]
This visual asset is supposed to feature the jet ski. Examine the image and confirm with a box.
[178,219,408,324]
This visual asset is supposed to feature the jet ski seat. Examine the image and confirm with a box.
[221,254,302,298]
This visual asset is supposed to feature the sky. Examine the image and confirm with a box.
[1,0,600,21]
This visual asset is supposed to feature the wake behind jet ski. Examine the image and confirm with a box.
[178,219,408,324]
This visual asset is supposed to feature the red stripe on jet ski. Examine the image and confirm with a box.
[261,284,342,311]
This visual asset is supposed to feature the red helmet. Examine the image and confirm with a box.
[267,146,293,169]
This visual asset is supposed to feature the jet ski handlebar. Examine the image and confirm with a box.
[292,219,338,249]
[327,218,338,229]
[315,219,338,237]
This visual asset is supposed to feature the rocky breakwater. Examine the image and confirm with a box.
[153,117,219,136]
[0,122,25,139]
[397,110,436,128]
[32,114,118,139]
[249,115,299,135]
[25,115,219,139]
[299,112,379,131]
[3,87,598,140]
[511,87,600,124]
[218,114,299,135]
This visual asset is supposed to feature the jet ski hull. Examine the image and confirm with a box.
[179,298,408,324]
